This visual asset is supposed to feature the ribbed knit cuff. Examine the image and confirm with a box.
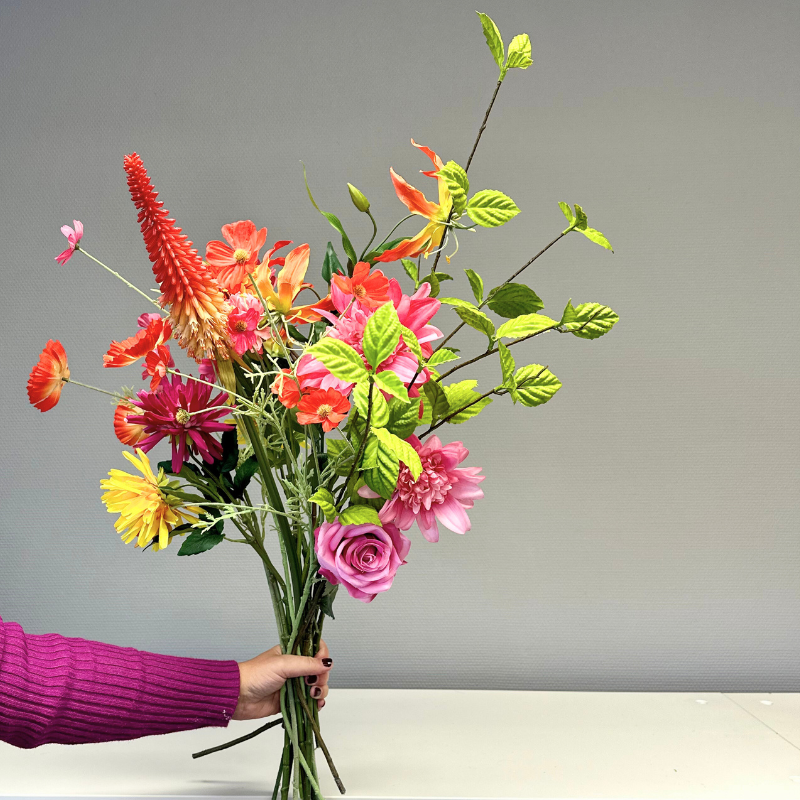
[0,617,241,748]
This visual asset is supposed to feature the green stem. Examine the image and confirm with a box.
[167,369,253,408]
[296,681,346,794]
[191,718,283,759]
[281,683,323,799]
[372,213,415,251]
[77,248,162,309]
[359,210,379,262]
[242,415,302,610]
[63,378,121,400]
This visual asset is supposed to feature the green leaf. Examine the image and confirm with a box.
[485,283,543,318]
[453,303,496,343]
[476,11,505,71]
[309,487,338,522]
[177,530,225,556]
[374,370,410,404]
[351,382,390,427]
[563,303,619,340]
[558,201,575,227]
[321,242,345,284]
[363,301,401,370]
[498,342,516,390]
[387,397,423,440]
[427,348,460,367]
[464,269,484,305]
[438,297,474,308]
[560,298,577,326]
[506,33,533,69]
[432,271,453,282]
[308,338,369,383]
[373,427,422,480]
[443,380,493,423]
[400,325,423,362]
[326,438,355,475]
[466,190,520,228]
[423,379,450,420]
[573,204,589,230]
[303,163,358,266]
[437,161,469,215]
[339,504,382,526]
[362,432,400,499]
[496,313,559,340]
[513,364,562,407]
[319,582,338,619]
[580,227,614,252]
[419,272,440,297]
[232,455,259,498]
[401,258,419,287]
[209,428,239,475]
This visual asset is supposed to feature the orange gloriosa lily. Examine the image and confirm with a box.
[374,140,453,263]
[256,243,333,323]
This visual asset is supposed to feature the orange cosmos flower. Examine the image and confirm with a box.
[205,220,267,294]
[296,388,350,432]
[114,400,146,446]
[103,317,172,369]
[271,368,307,410]
[27,340,70,412]
[124,153,231,360]
[257,243,334,323]
[374,140,453,263]
[331,261,390,312]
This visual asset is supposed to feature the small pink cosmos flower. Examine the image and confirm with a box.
[226,293,270,355]
[55,220,84,265]
[361,434,485,542]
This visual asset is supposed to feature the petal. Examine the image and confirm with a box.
[434,496,471,535]
[389,168,440,218]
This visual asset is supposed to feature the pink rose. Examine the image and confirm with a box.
[314,519,411,603]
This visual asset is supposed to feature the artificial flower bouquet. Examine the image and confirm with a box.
[27,12,618,799]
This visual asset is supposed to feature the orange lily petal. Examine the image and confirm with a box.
[389,169,440,219]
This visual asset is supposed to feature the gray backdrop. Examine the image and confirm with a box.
[1,0,798,691]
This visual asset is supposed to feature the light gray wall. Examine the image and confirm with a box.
[1,0,798,691]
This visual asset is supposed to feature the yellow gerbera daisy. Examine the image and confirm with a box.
[100,448,200,552]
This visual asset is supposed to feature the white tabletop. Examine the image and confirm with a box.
[2,690,800,799]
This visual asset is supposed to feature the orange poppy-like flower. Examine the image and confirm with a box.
[257,243,334,323]
[205,220,267,294]
[271,368,307,410]
[103,317,172,369]
[113,400,146,446]
[27,340,70,412]
[296,388,350,432]
[374,140,453,263]
[331,261,390,312]
[124,153,231,361]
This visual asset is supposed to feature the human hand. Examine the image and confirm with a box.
[233,640,332,721]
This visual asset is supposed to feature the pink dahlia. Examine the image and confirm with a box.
[314,519,410,603]
[226,293,270,355]
[364,434,485,542]
[128,374,234,473]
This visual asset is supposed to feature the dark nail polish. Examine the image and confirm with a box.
[311,686,322,698]
[320,700,326,709]
[305,675,317,685]
[322,658,333,667]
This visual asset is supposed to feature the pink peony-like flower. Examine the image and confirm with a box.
[314,519,410,603]
[363,434,485,543]
[137,312,163,329]
[55,220,83,265]
[226,293,270,355]
[198,358,217,385]
[128,374,234,473]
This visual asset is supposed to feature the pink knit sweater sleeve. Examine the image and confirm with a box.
[0,614,241,748]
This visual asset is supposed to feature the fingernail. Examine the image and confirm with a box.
[311,687,322,698]
[305,675,317,685]
[320,700,326,709]
[322,658,333,667]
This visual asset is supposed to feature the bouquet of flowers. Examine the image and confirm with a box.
[27,12,618,800]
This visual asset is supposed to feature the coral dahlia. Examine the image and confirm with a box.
[27,340,70,412]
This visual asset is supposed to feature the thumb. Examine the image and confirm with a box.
[273,654,331,680]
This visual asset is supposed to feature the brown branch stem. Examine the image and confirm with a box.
[295,681,346,795]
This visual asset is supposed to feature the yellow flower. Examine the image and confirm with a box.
[100,449,200,552]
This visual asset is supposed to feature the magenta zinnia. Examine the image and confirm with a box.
[127,374,234,473]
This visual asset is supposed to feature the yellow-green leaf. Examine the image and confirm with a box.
[363,301,401,370]
[513,364,561,407]
[466,190,520,228]
[309,488,337,522]
[453,303,496,343]
[562,303,619,340]
[374,370,410,403]
[506,33,533,69]
[495,314,559,340]
[308,338,368,383]
[465,269,484,305]
[373,426,423,480]
[339,504,382,526]
[476,11,504,70]
[437,161,469,215]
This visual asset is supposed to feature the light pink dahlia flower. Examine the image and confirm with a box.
[363,434,485,542]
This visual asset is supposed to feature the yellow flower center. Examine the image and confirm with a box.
[234,320,249,332]
[353,284,367,298]
[316,404,332,419]
[174,408,191,425]
[233,248,249,265]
